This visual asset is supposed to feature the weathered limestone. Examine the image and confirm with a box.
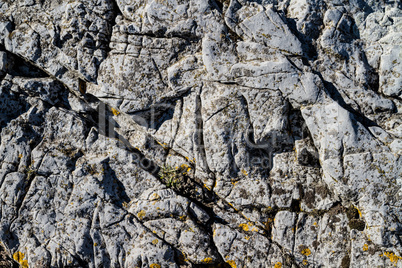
[0,0,401,267]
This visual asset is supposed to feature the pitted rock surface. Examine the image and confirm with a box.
[0,0,401,267]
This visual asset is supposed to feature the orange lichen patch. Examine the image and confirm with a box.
[152,239,158,245]
[244,236,250,240]
[149,193,160,201]
[241,169,248,176]
[226,202,238,212]
[239,223,251,231]
[380,252,402,264]
[302,260,308,265]
[274,262,282,268]
[226,260,237,268]
[13,252,28,268]
[110,107,120,116]
[150,264,161,268]
[137,210,146,220]
[301,247,311,256]
[202,257,213,264]
[94,242,98,247]
[362,244,368,251]
[18,154,23,159]
[156,141,168,148]
[239,222,259,232]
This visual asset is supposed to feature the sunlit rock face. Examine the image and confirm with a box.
[0,0,401,267]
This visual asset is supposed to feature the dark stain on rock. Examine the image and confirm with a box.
[272,187,287,195]
[316,184,329,199]
[332,215,341,223]
[341,254,350,268]
[348,219,365,231]
[346,206,359,220]
[304,189,315,209]
[328,204,344,216]
[312,240,320,250]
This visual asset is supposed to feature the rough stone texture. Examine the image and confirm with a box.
[0,0,401,267]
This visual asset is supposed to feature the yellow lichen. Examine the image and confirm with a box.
[239,222,259,232]
[137,210,146,220]
[13,251,28,268]
[362,244,368,251]
[380,252,402,264]
[152,239,158,245]
[202,257,213,264]
[301,248,311,256]
[274,262,282,268]
[204,184,211,191]
[150,264,161,268]
[149,193,160,201]
[241,169,248,176]
[180,164,189,169]
[110,107,120,116]
[239,223,251,231]
[226,260,237,268]
[302,260,308,265]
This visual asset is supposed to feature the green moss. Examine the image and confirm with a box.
[159,165,186,189]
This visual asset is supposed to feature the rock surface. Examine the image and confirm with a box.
[0,0,401,267]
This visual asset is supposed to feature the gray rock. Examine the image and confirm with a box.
[0,0,401,267]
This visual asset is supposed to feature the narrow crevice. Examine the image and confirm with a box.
[204,104,231,123]
[104,0,123,57]
[7,154,39,240]
[194,85,215,186]
[168,99,184,149]
[58,244,90,268]
[272,240,302,268]
[151,57,168,88]
[292,213,300,256]
[315,72,384,130]
[0,45,48,78]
